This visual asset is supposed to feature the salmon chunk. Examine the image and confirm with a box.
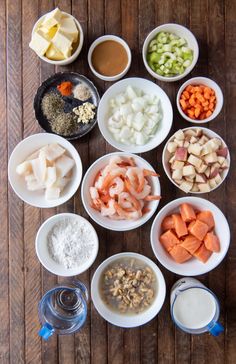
[161,216,175,232]
[204,232,220,252]
[180,203,196,223]
[188,219,209,241]
[172,214,188,238]
[197,211,215,231]
[159,230,179,252]
[181,234,202,255]
[169,245,192,263]
[194,244,212,263]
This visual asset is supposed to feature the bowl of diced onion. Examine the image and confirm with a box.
[142,23,199,82]
[97,77,173,153]
[162,127,230,194]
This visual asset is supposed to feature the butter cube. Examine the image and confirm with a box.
[59,16,78,43]
[40,25,58,39]
[46,44,65,60]
[52,29,73,58]
[29,30,51,56]
[42,7,62,29]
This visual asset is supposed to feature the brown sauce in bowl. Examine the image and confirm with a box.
[91,40,128,77]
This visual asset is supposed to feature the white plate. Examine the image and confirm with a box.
[81,152,161,231]
[97,77,173,153]
[8,133,83,208]
[150,197,230,276]
[91,252,166,328]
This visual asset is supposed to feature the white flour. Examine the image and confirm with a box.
[47,217,96,269]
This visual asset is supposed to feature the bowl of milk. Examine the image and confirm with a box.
[170,277,224,336]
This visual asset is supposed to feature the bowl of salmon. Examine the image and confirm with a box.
[150,196,230,276]
[81,152,161,231]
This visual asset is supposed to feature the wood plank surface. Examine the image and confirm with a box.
[0,0,236,363]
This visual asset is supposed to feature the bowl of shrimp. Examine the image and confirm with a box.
[81,152,161,231]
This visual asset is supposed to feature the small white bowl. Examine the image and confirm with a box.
[81,152,161,231]
[150,197,230,276]
[97,77,173,153]
[177,77,224,123]
[88,35,132,81]
[162,127,230,194]
[8,133,83,208]
[31,11,84,66]
[91,252,166,328]
[35,213,99,277]
[142,23,199,82]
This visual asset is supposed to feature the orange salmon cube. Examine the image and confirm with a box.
[180,203,196,223]
[194,244,212,263]
[181,234,202,254]
[197,211,215,231]
[172,214,188,238]
[161,216,175,231]
[204,232,220,252]
[188,219,209,241]
[159,230,179,252]
[169,245,192,263]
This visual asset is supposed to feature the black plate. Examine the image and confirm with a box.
[34,72,100,140]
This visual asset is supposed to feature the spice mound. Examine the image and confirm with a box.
[99,257,156,314]
[57,81,73,96]
[73,83,91,101]
[47,217,97,269]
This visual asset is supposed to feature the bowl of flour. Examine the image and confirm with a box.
[35,213,99,276]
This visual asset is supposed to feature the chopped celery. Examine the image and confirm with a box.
[146,30,194,77]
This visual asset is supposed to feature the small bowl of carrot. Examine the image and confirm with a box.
[177,77,223,123]
[150,197,230,276]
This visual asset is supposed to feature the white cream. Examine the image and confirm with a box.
[173,287,216,330]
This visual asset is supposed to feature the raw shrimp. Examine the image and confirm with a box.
[109,177,125,197]
[118,192,140,210]
[101,199,116,217]
[101,167,126,190]
[126,167,145,193]
[90,186,99,199]
[143,169,160,177]
[125,177,151,200]
[114,202,142,220]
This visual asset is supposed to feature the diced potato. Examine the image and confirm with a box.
[45,187,60,200]
[221,159,229,169]
[198,135,209,145]
[196,173,207,183]
[204,139,220,153]
[209,178,218,189]
[183,141,190,148]
[179,180,193,193]
[174,139,184,147]
[190,136,198,144]
[172,161,184,170]
[169,155,175,164]
[205,167,211,178]
[174,179,184,185]
[16,161,32,176]
[195,128,202,137]
[188,154,202,168]
[185,175,195,182]
[213,138,222,147]
[55,155,75,177]
[198,182,211,193]
[184,129,196,137]
[215,174,222,185]
[191,183,200,192]
[172,169,183,180]
[196,163,207,174]
[183,165,195,176]
[174,129,185,140]
[43,143,65,161]
[203,152,218,164]
[188,143,202,156]
[217,156,225,165]
[167,141,178,153]
[201,144,213,156]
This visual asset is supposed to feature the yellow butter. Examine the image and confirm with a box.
[59,16,79,43]
[46,44,65,60]
[29,30,51,56]
[40,25,58,39]
[52,29,73,58]
[42,7,62,30]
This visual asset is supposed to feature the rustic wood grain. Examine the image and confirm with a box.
[1,0,236,363]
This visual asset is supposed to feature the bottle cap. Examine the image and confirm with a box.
[208,321,224,336]
[38,323,54,340]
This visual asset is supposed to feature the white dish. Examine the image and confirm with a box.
[35,213,99,277]
[81,152,161,231]
[162,127,230,194]
[150,197,230,276]
[31,11,84,66]
[97,77,173,153]
[176,77,223,123]
[91,252,166,328]
[8,133,83,208]
[88,35,132,81]
[142,23,199,82]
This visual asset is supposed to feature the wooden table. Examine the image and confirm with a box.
[1,0,235,363]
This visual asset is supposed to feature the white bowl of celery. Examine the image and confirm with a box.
[142,24,199,82]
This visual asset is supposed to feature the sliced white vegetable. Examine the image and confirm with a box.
[16,161,32,176]
[54,155,75,178]
[45,187,60,200]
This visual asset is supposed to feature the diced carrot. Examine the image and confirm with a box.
[161,216,175,231]
[188,220,196,232]
[188,219,209,241]
[189,97,195,106]
[195,107,201,118]
[200,112,206,120]
[204,232,220,252]
[181,94,187,100]
[204,92,210,100]
[169,245,192,263]
[204,86,212,94]
[209,102,214,110]
[210,96,216,103]
[180,99,187,110]
[206,110,212,118]
[181,234,202,254]
[196,211,215,231]
[172,214,188,238]
[183,90,190,99]
[194,244,212,263]
[187,109,195,117]
[202,100,209,107]
[196,92,205,103]
[159,230,179,252]
[194,86,202,93]
[180,203,196,222]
